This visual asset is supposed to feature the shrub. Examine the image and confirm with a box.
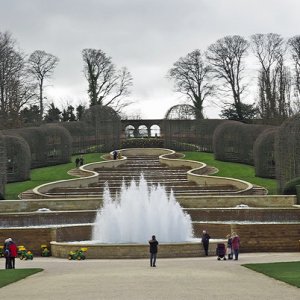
[283,177,300,195]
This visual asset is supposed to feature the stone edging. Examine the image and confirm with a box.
[32,148,253,198]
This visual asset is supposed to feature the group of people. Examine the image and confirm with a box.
[75,156,84,168]
[201,230,240,260]
[148,231,240,267]
[3,238,18,269]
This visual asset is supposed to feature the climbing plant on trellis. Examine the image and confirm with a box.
[40,124,72,165]
[0,132,6,199]
[3,127,47,168]
[82,105,121,152]
[213,121,273,165]
[60,121,91,154]
[4,135,31,182]
[275,114,300,192]
[253,128,278,178]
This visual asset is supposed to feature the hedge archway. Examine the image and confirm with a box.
[40,124,72,165]
[82,105,121,152]
[0,132,6,199]
[213,121,273,165]
[253,128,278,178]
[275,114,300,192]
[4,135,31,182]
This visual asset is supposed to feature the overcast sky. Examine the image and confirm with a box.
[1,0,300,119]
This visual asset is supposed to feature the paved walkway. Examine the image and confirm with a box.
[1,253,299,299]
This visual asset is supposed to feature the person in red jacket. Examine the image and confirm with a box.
[8,238,18,269]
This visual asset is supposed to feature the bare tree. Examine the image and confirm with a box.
[251,33,291,118]
[288,35,300,112]
[206,35,250,121]
[27,50,59,118]
[0,31,35,128]
[82,48,133,112]
[168,49,214,119]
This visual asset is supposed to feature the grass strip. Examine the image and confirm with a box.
[243,261,300,288]
[5,153,104,200]
[0,268,43,288]
[183,151,278,194]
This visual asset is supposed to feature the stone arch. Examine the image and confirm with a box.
[150,125,161,137]
[124,125,135,138]
[138,125,149,137]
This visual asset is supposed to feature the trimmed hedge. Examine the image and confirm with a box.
[82,105,121,152]
[253,128,278,178]
[213,121,273,165]
[4,135,31,182]
[275,114,300,192]
[120,138,164,148]
[283,177,300,195]
[0,132,6,199]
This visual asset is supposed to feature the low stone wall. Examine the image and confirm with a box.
[0,195,296,213]
[1,222,300,255]
[177,195,297,208]
[50,240,226,259]
[0,198,101,212]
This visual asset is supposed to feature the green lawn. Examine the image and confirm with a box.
[243,261,300,288]
[0,268,43,288]
[5,153,105,200]
[183,151,278,194]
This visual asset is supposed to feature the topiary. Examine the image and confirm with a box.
[283,177,300,195]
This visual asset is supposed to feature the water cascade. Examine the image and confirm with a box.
[92,175,194,243]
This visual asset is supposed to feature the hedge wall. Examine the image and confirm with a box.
[253,128,278,178]
[213,121,273,165]
[59,121,92,154]
[275,114,300,192]
[40,124,72,165]
[82,105,121,152]
[0,132,6,199]
[3,127,47,168]
[4,135,31,182]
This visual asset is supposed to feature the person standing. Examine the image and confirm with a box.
[4,238,12,269]
[79,155,84,166]
[201,230,210,256]
[8,238,18,269]
[149,235,159,267]
[232,232,240,260]
[226,234,233,260]
[75,157,80,168]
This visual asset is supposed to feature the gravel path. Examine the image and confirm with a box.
[1,253,299,299]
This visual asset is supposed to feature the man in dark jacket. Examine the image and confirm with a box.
[149,235,159,267]
[201,230,210,256]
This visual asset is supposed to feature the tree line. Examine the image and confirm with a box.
[1,31,300,129]
[169,34,300,121]
[0,31,132,128]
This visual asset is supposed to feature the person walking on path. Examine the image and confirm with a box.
[149,235,159,267]
[201,230,210,256]
[232,232,240,260]
[8,238,18,269]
